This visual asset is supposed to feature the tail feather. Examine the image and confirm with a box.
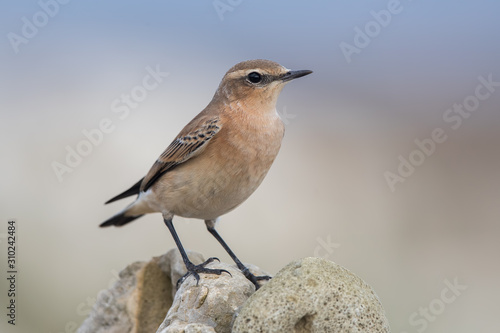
[105,178,144,204]
[100,212,144,227]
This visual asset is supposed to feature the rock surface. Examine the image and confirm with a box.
[232,257,390,332]
[78,249,269,333]
[79,251,390,332]
[77,253,175,333]
[156,259,269,333]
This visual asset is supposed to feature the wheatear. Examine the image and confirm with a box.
[101,59,312,289]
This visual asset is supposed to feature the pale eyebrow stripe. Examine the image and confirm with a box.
[225,69,262,79]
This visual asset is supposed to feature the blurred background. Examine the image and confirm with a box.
[1,0,499,332]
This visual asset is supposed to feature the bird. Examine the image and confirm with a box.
[100,59,312,289]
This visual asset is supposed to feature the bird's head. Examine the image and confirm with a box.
[214,59,312,112]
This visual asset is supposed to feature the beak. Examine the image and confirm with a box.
[281,69,313,82]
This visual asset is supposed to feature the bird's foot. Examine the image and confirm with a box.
[177,257,231,289]
[240,267,272,290]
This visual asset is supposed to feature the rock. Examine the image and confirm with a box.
[79,251,390,332]
[156,259,270,333]
[159,249,206,300]
[232,257,390,332]
[159,322,216,333]
[77,257,173,333]
[78,249,270,333]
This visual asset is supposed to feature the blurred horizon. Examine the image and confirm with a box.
[1,1,500,332]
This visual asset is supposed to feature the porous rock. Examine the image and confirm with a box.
[156,260,269,333]
[78,249,270,333]
[77,253,176,333]
[232,257,390,332]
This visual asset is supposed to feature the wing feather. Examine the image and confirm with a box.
[141,117,221,191]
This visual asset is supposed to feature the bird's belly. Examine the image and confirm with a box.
[155,140,280,220]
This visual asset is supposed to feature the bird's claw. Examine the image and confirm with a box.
[240,268,272,290]
[254,275,272,281]
[176,257,232,289]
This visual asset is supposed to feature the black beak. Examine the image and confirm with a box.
[281,70,313,82]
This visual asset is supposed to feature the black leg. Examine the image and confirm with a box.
[205,220,271,290]
[163,218,230,288]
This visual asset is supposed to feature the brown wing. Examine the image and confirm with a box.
[141,117,221,191]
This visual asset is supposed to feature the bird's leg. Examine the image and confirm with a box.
[205,220,271,290]
[163,218,230,288]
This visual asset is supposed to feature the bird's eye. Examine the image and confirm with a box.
[247,72,262,84]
